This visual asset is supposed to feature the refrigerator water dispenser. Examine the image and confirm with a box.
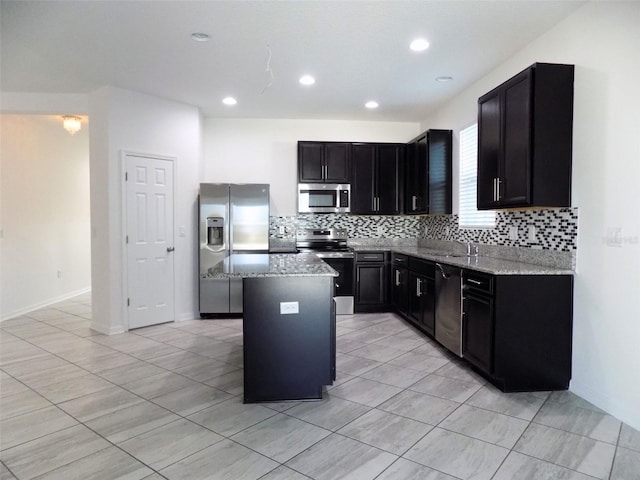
[207,216,224,245]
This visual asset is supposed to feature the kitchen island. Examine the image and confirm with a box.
[203,253,338,403]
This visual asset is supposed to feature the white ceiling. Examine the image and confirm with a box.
[1,1,585,122]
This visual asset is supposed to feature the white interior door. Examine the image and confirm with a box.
[125,154,175,329]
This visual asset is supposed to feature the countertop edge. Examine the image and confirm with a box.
[352,245,574,276]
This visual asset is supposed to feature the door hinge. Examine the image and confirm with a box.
[127,298,130,307]
[125,172,128,181]
[126,235,129,244]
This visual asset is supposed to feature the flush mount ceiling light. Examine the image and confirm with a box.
[299,75,315,86]
[191,32,210,42]
[222,97,237,106]
[365,101,379,109]
[62,115,81,135]
[436,76,454,82]
[409,38,430,52]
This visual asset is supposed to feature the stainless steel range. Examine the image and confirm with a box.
[296,228,354,315]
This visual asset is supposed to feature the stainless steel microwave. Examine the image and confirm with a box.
[298,183,351,213]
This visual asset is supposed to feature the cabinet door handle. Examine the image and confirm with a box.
[395,270,400,286]
[493,178,497,202]
[467,278,483,285]
[416,277,422,297]
[412,195,417,211]
[363,255,378,260]
[496,178,502,201]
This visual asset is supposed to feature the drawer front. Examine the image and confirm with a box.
[463,270,494,295]
[356,252,386,263]
[392,253,408,267]
[409,257,435,278]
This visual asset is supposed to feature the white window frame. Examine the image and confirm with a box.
[458,123,496,229]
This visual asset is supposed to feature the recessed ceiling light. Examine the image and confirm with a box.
[299,75,315,86]
[365,101,379,109]
[191,32,210,42]
[409,38,430,52]
[435,76,453,82]
[222,97,237,106]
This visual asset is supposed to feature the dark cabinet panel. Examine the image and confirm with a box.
[355,251,389,313]
[356,265,386,305]
[408,272,435,336]
[391,266,409,316]
[298,141,350,183]
[406,130,452,214]
[462,291,494,374]
[477,92,501,209]
[477,63,574,210]
[298,143,324,182]
[352,144,377,214]
[377,144,404,214]
[351,143,404,215]
[324,143,351,182]
[428,130,453,214]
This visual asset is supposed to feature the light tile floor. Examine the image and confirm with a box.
[1,293,639,480]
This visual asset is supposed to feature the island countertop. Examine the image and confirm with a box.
[202,253,338,279]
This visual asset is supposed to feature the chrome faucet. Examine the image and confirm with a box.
[454,240,479,256]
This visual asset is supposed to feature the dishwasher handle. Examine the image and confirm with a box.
[435,263,451,279]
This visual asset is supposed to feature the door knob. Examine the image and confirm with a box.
[167,247,175,252]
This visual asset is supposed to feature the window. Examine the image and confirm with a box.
[459,123,496,228]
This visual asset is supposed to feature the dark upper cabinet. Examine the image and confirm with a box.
[405,130,452,214]
[352,143,404,215]
[477,63,574,209]
[298,142,350,183]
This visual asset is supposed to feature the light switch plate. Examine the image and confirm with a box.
[527,225,536,243]
[509,226,518,241]
[280,301,299,314]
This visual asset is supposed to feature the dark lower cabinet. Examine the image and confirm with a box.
[462,270,573,392]
[391,254,409,317]
[355,252,389,313]
[408,258,436,336]
[243,276,335,403]
[462,290,494,375]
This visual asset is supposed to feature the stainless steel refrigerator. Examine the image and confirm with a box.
[199,183,270,316]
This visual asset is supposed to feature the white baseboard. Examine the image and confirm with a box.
[89,320,125,335]
[177,311,201,322]
[570,380,640,432]
[1,287,92,322]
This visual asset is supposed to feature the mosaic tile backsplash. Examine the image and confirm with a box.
[270,207,578,253]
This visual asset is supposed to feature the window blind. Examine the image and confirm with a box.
[459,123,496,228]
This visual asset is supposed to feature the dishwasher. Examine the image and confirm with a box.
[435,263,463,356]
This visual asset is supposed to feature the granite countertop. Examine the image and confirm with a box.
[351,245,573,275]
[202,253,338,279]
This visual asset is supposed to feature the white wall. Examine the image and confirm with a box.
[1,114,91,318]
[89,87,202,333]
[203,119,420,216]
[420,2,640,430]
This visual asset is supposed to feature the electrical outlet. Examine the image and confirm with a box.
[280,301,299,315]
[424,225,429,235]
[509,226,518,241]
[278,226,285,235]
[179,226,186,237]
[527,225,536,243]
[377,226,384,236]
[445,227,450,236]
